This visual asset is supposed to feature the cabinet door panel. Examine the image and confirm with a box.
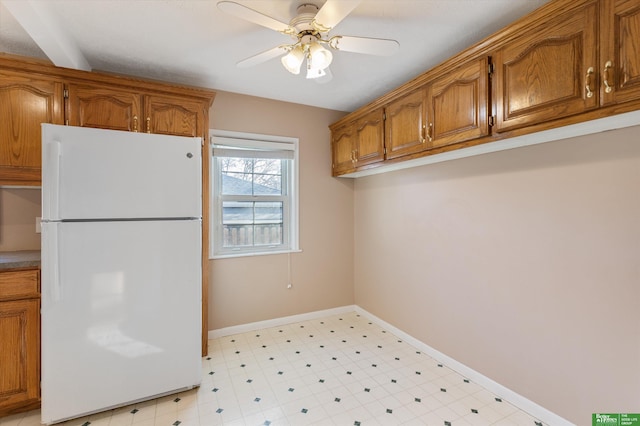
[145,95,203,137]
[494,1,598,132]
[67,84,141,131]
[332,124,356,175]
[354,109,385,166]
[429,58,489,148]
[0,298,40,413]
[384,89,427,159]
[0,72,63,185]
[600,0,640,105]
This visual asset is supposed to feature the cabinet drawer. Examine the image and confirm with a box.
[0,270,40,300]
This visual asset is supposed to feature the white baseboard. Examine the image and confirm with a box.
[353,306,575,426]
[207,305,574,426]
[207,305,356,339]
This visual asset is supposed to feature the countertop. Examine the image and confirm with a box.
[0,250,41,270]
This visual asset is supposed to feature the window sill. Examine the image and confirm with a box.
[210,249,302,260]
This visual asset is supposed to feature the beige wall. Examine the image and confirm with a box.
[208,91,354,330]
[353,126,640,425]
[0,188,41,251]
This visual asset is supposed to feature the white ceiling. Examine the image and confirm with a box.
[0,0,549,112]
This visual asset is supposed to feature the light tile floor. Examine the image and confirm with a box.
[1,312,547,426]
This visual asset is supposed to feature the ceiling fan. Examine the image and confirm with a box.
[217,0,400,82]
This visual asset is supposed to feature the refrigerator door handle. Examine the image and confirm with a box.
[43,223,62,303]
[43,140,62,221]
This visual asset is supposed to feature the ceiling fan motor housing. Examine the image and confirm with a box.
[290,3,321,35]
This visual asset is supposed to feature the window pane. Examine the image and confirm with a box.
[254,174,281,195]
[222,201,253,224]
[221,201,283,247]
[222,172,252,195]
[220,157,282,196]
[254,202,283,224]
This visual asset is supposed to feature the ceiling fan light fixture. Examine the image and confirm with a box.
[306,65,327,79]
[281,45,305,74]
[308,41,333,71]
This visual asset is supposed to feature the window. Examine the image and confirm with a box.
[210,130,299,258]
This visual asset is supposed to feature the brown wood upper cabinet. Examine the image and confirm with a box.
[385,57,490,160]
[427,57,490,149]
[66,83,140,132]
[67,85,206,137]
[331,108,385,175]
[0,71,64,185]
[0,55,214,186]
[144,94,206,138]
[331,122,357,175]
[384,89,427,160]
[600,0,640,105]
[493,0,599,132]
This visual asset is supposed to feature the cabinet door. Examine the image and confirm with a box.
[0,298,40,415]
[428,57,489,148]
[331,123,356,175]
[354,109,385,167]
[493,0,598,132]
[0,72,64,185]
[67,83,141,132]
[384,89,427,159]
[600,0,640,105]
[144,95,204,138]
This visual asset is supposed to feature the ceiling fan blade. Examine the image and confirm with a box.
[313,0,361,32]
[217,1,293,34]
[329,36,399,56]
[237,45,288,68]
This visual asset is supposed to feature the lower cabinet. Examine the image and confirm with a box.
[0,269,41,416]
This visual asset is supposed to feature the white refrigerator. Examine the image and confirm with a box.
[40,124,203,424]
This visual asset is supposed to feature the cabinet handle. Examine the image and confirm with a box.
[133,115,138,132]
[353,150,358,163]
[426,123,433,142]
[603,61,613,94]
[420,124,426,143]
[146,117,151,133]
[585,67,594,98]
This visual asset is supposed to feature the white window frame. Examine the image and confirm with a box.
[210,129,300,259]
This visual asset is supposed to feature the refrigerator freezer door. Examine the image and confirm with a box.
[41,219,202,424]
[42,124,202,221]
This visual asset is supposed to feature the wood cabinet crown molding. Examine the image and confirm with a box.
[0,53,216,102]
